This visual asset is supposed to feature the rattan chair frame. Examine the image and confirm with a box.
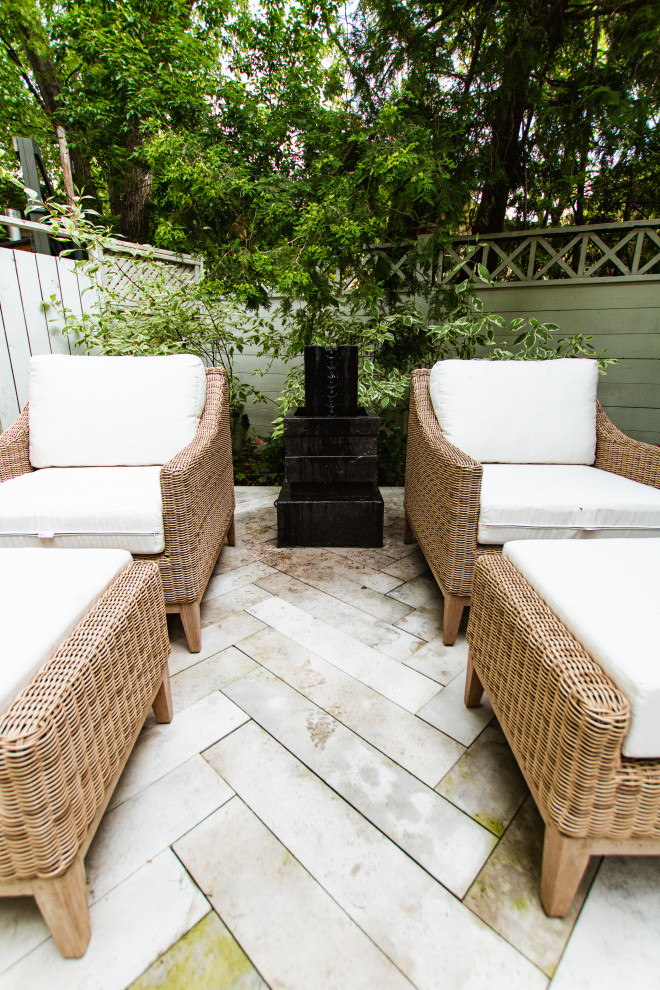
[0,560,171,957]
[0,367,236,652]
[403,367,660,644]
[465,554,660,916]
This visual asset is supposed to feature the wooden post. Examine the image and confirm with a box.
[57,126,75,207]
[180,600,202,653]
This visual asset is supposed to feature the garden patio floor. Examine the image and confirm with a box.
[1,486,658,989]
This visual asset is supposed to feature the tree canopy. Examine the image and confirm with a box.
[1,0,659,277]
[347,0,660,231]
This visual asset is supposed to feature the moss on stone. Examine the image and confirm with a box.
[129,911,263,990]
[474,811,504,837]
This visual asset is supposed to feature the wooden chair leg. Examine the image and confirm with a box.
[152,665,173,723]
[33,853,91,958]
[442,594,465,646]
[180,601,202,653]
[464,650,484,707]
[540,825,591,917]
[403,512,414,544]
[227,515,236,547]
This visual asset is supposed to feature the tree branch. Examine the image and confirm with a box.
[565,0,652,19]
[0,33,48,112]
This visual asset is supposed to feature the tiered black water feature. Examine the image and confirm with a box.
[275,345,384,547]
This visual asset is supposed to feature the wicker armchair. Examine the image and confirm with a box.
[0,560,171,956]
[404,368,660,645]
[465,553,660,916]
[0,367,235,653]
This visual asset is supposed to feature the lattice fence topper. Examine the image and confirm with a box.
[334,221,660,294]
[333,240,426,295]
[440,220,660,285]
[97,239,203,305]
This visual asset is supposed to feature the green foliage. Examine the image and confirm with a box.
[143,98,456,317]
[0,146,24,212]
[255,304,423,435]
[0,0,245,235]
[232,431,285,485]
[378,418,407,485]
[2,0,659,243]
[347,1,660,230]
[434,264,617,369]
[62,272,267,433]
[1,1,635,490]
[39,197,267,437]
[253,257,615,450]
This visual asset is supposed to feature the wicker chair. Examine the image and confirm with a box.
[0,367,235,653]
[404,368,660,645]
[0,560,171,957]
[465,553,660,917]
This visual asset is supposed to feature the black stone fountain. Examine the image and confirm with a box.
[275,345,384,547]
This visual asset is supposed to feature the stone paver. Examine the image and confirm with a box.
[3,488,657,990]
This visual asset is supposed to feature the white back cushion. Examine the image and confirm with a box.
[428,358,598,463]
[29,354,207,467]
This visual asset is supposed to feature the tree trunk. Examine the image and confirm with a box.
[13,17,100,206]
[473,97,528,235]
[471,0,572,234]
[117,124,153,243]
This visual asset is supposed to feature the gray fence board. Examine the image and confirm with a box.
[601,359,660,384]
[597,383,660,407]
[475,280,660,312]
[604,407,660,434]
[477,277,660,442]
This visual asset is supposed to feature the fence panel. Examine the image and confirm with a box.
[1,216,659,442]
[36,254,71,354]
[0,249,32,411]
[15,251,52,357]
[474,280,660,444]
[0,303,19,428]
[0,216,201,430]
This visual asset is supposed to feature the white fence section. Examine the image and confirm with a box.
[0,247,90,430]
[0,215,202,431]
[97,240,202,305]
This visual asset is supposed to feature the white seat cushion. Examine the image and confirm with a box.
[478,464,660,544]
[0,548,132,714]
[29,354,207,467]
[0,467,164,553]
[429,358,598,463]
[503,539,660,758]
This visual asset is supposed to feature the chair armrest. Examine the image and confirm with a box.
[0,561,168,880]
[468,555,631,838]
[595,401,660,488]
[404,368,482,596]
[157,367,235,598]
[0,406,33,483]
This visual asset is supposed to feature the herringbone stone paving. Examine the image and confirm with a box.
[1,488,658,990]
